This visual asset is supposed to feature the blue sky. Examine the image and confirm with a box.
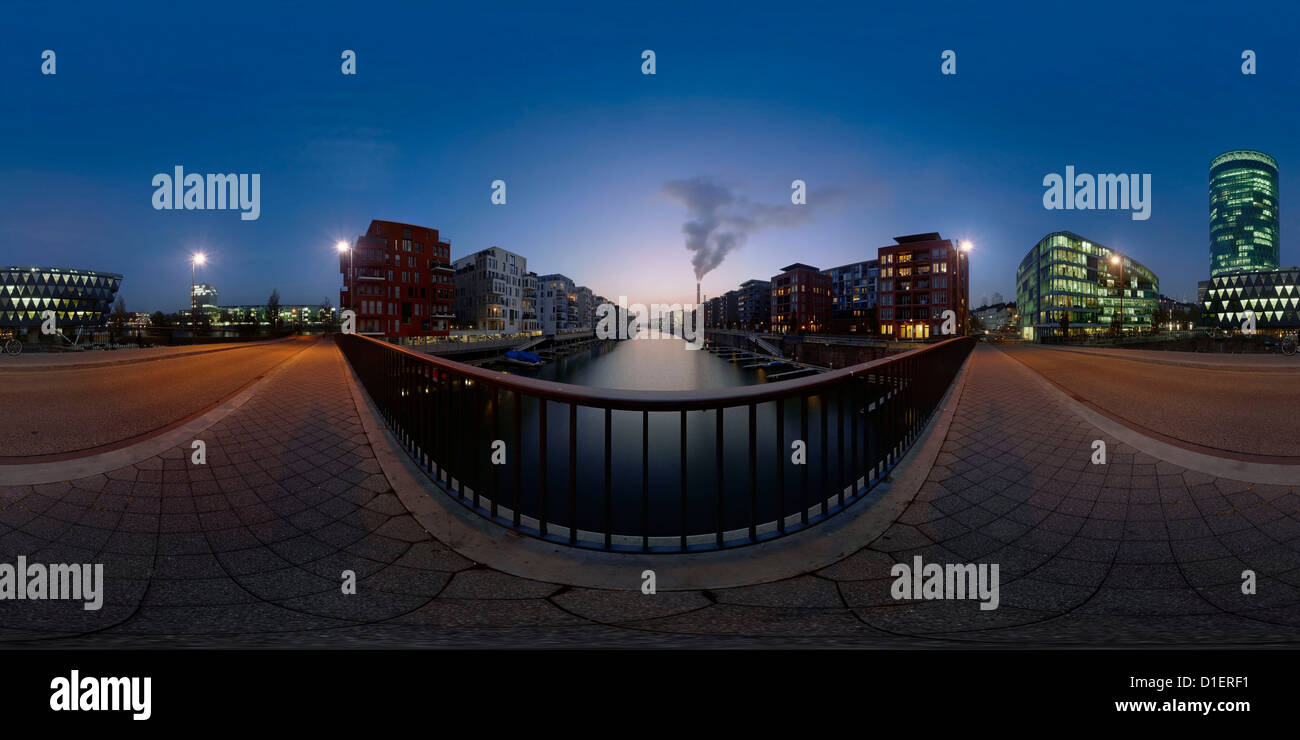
[2,0,1297,311]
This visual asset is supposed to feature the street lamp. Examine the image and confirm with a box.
[958,241,972,335]
[190,252,207,332]
[336,240,353,311]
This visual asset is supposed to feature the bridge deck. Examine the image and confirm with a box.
[1,341,1298,646]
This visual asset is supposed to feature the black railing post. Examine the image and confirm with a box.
[513,390,522,528]
[490,386,499,518]
[819,392,827,517]
[605,407,612,550]
[641,410,649,551]
[715,406,724,547]
[837,384,845,507]
[800,393,809,526]
[775,398,785,535]
[568,402,577,545]
[539,400,548,536]
[748,403,757,542]
[680,409,687,551]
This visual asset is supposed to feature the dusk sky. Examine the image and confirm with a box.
[3,0,1298,312]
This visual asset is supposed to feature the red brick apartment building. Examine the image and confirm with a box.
[876,233,970,339]
[770,262,831,334]
[339,220,455,338]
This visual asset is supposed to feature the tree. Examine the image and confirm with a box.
[319,298,338,331]
[266,289,281,333]
[111,296,127,324]
[150,310,170,328]
[109,296,128,343]
[239,308,257,336]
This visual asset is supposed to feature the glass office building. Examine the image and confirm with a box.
[0,266,123,331]
[1016,232,1158,341]
[1210,150,1279,278]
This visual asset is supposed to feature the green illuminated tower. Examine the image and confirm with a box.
[1209,150,1279,277]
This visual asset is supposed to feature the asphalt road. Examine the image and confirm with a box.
[0,337,316,459]
[1001,344,1300,459]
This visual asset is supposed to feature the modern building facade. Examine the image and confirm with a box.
[735,279,771,331]
[191,283,219,309]
[1210,150,1279,278]
[340,220,455,338]
[0,266,123,336]
[972,302,1015,334]
[722,290,738,329]
[1016,231,1159,341]
[1199,268,1300,330]
[453,246,527,332]
[704,295,721,328]
[877,233,969,339]
[823,259,879,333]
[522,271,539,332]
[704,291,739,329]
[574,286,596,329]
[208,304,337,326]
[770,263,831,334]
[537,273,578,334]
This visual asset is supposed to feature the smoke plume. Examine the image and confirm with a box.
[662,176,831,280]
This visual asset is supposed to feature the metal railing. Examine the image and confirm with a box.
[337,333,975,551]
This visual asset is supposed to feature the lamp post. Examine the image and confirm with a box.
[959,241,972,336]
[190,252,206,333]
[336,241,352,312]
[1110,254,1123,336]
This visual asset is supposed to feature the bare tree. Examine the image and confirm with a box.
[266,289,281,333]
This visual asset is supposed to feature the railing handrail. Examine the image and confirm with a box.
[345,332,974,410]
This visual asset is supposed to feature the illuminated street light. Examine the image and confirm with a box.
[337,240,353,311]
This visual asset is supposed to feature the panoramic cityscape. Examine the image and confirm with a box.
[2,0,1297,724]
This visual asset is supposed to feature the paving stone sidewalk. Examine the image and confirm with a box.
[2,341,1298,647]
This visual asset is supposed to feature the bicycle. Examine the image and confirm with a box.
[1283,331,1298,357]
[2,331,21,356]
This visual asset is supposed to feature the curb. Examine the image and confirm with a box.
[0,336,302,373]
[0,339,317,485]
[1001,346,1300,485]
[339,341,974,590]
[1031,344,1300,374]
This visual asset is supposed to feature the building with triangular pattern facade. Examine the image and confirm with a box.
[0,266,123,331]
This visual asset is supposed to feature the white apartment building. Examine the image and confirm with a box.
[453,246,527,332]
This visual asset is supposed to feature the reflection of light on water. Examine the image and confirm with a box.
[492,336,763,391]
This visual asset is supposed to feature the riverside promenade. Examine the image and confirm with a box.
[2,338,1298,647]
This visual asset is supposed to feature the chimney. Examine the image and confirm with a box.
[696,281,701,307]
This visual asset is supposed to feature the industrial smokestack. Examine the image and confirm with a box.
[696,282,701,307]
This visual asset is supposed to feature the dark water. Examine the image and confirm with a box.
[496,334,773,389]
[417,334,897,546]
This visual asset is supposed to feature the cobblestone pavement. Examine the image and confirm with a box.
[2,341,1298,647]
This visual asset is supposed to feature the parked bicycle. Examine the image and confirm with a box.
[2,330,21,356]
[1283,331,1298,357]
